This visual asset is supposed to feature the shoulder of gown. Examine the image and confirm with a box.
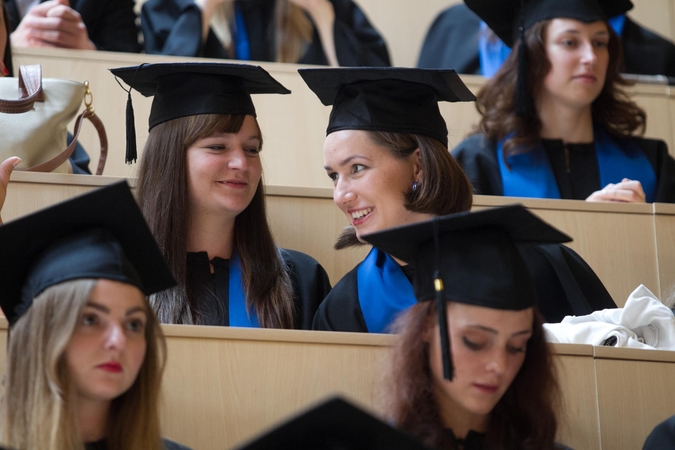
[280,248,332,330]
[451,133,504,196]
[312,264,369,332]
[628,137,675,203]
[621,16,675,78]
[416,3,481,74]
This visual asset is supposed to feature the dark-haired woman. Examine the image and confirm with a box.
[141,0,390,67]
[113,63,330,328]
[452,0,675,203]
[301,67,616,332]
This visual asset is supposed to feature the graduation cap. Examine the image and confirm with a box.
[464,0,633,117]
[0,181,176,325]
[362,204,570,380]
[234,396,434,450]
[110,62,291,164]
[299,67,476,147]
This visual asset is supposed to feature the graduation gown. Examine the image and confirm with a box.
[86,438,191,450]
[189,248,331,330]
[643,415,675,449]
[417,4,675,78]
[5,0,140,53]
[451,133,675,203]
[141,0,390,67]
[312,244,616,332]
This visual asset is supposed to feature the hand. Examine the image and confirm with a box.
[0,157,22,225]
[586,178,647,203]
[10,0,96,50]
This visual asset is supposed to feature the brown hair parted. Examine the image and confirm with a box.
[274,0,314,63]
[0,279,166,450]
[136,113,295,328]
[334,132,473,249]
[476,20,646,159]
[381,302,560,450]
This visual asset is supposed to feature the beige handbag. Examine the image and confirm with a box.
[0,65,107,174]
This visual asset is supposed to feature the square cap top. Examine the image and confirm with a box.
[299,67,475,147]
[465,0,633,47]
[235,396,433,450]
[0,181,176,325]
[362,204,571,310]
[111,62,291,130]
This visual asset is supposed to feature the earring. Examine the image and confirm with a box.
[412,181,419,192]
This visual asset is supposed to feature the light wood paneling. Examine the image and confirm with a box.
[594,346,675,450]
[654,203,675,301]
[630,0,675,43]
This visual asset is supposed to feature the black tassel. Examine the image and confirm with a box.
[515,33,533,118]
[432,218,453,381]
[125,90,137,164]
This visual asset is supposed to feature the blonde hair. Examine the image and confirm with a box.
[0,279,167,450]
[210,0,313,63]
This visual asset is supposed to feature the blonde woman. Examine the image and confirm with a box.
[0,180,188,450]
[141,0,390,66]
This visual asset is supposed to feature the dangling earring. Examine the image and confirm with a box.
[412,181,419,192]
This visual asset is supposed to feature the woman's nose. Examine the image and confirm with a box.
[104,323,126,351]
[228,148,248,170]
[333,179,355,205]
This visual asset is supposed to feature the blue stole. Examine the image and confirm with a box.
[228,251,260,327]
[357,248,416,333]
[497,127,657,202]
[233,3,251,60]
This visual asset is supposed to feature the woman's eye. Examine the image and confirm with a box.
[327,172,338,183]
[594,40,609,48]
[81,314,99,327]
[126,319,146,333]
[462,336,484,351]
[207,145,226,151]
[508,345,526,354]
[352,164,365,174]
[561,39,576,47]
[245,147,261,155]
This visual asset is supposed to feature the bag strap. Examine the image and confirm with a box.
[27,109,108,175]
[0,65,45,113]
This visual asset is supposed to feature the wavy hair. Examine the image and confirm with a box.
[475,20,646,160]
[381,302,560,450]
[0,279,166,450]
[136,114,295,328]
[334,132,473,249]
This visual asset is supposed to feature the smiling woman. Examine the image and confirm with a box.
[0,182,189,450]
[111,63,330,329]
[452,0,675,203]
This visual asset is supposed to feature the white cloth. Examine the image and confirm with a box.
[544,285,675,350]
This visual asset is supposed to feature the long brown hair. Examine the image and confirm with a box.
[382,302,560,450]
[136,113,295,328]
[1,279,165,450]
[335,132,473,249]
[476,20,646,158]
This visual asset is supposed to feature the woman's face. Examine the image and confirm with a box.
[323,130,428,241]
[428,303,534,427]
[540,18,610,111]
[186,115,262,219]
[64,279,148,405]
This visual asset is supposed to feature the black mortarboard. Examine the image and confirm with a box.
[465,0,633,117]
[299,68,476,147]
[234,396,433,450]
[110,62,291,164]
[362,204,570,379]
[0,181,176,325]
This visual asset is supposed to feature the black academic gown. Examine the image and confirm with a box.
[189,248,331,330]
[141,0,390,66]
[451,133,675,203]
[643,415,675,449]
[5,0,140,53]
[312,243,615,332]
[86,438,191,450]
[417,4,675,78]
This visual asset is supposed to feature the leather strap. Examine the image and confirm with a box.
[27,109,108,175]
[0,65,44,113]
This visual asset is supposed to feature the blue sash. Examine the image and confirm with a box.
[228,251,259,327]
[478,21,511,77]
[497,128,656,202]
[357,248,416,333]
[233,3,251,60]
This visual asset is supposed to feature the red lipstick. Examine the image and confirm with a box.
[98,362,122,373]
[473,383,498,394]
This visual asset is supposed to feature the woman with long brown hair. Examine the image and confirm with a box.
[112,63,330,328]
[369,206,569,449]
[452,0,675,203]
[141,0,390,67]
[0,181,188,450]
